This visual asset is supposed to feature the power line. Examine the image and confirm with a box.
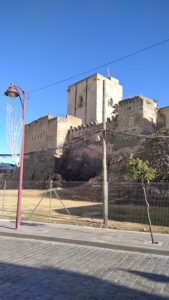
[28,37,169,94]
[107,129,169,139]
[1,127,168,160]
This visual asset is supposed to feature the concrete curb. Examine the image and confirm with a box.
[0,231,169,257]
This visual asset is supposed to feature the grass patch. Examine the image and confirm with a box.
[0,189,169,233]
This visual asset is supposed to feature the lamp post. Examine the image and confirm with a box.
[4,84,26,230]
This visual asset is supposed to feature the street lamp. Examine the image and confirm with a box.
[4,84,26,230]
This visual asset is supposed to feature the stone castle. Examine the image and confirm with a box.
[22,73,169,181]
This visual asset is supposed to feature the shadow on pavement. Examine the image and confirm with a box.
[0,221,45,230]
[122,269,169,283]
[0,262,168,299]
[20,221,45,227]
[0,221,15,230]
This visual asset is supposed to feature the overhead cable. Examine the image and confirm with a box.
[28,37,169,94]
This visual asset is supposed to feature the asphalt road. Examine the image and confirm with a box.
[0,236,169,299]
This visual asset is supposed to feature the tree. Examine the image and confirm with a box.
[128,158,156,244]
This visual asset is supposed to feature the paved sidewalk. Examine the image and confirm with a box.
[0,220,169,256]
[1,236,169,299]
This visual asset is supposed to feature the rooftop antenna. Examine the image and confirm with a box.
[107,66,111,79]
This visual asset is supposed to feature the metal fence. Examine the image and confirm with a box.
[0,180,169,232]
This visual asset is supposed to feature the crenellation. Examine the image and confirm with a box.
[65,118,115,144]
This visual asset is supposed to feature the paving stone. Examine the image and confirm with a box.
[0,236,169,299]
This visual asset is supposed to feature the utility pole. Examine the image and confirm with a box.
[102,80,108,228]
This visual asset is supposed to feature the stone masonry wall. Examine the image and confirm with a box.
[117,96,158,134]
[159,106,169,128]
[24,114,82,155]
[11,148,56,181]
[18,90,169,182]
[67,73,123,124]
[24,115,57,153]
[60,119,145,181]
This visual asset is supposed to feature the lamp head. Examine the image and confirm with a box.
[4,84,20,100]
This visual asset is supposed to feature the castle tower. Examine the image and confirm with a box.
[67,73,123,124]
[117,96,158,134]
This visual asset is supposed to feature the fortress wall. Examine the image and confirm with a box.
[67,74,97,124]
[46,117,58,149]
[143,97,158,124]
[24,114,82,155]
[56,115,82,157]
[67,84,76,116]
[159,106,169,128]
[86,75,97,124]
[21,121,145,182]
[117,97,143,132]
[73,79,87,121]
[56,117,68,151]
[9,148,56,181]
[117,96,157,134]
[61,122,145,181]
[67,115,82,129]
[66,117,116,142]
[96,74,123,123]
[68,73,123,125]
[24,115,57,153]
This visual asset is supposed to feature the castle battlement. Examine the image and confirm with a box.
[24,74,169,155]
[119,95,157,106]
[66,117,116,142]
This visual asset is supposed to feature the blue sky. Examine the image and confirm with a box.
[0,0,169,163]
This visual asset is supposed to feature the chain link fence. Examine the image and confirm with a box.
[0,180,169,232]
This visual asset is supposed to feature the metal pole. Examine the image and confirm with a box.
[48,179,52,223]
[103,80,108,228]
[27,190,49,221]
[1,180,6,217]
[53,190,76,225]
[16,91,26,230]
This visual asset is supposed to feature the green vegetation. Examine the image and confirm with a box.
[128,158,155,183]
[108,204,169,227]
[137,129,169,182]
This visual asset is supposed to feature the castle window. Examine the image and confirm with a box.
[32,136,34,140]
[78,96,83,108]
[37,134,39,139]
[108,98,113,107]
[40,133,42,139]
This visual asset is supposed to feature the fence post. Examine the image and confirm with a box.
[1,181,6,217]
